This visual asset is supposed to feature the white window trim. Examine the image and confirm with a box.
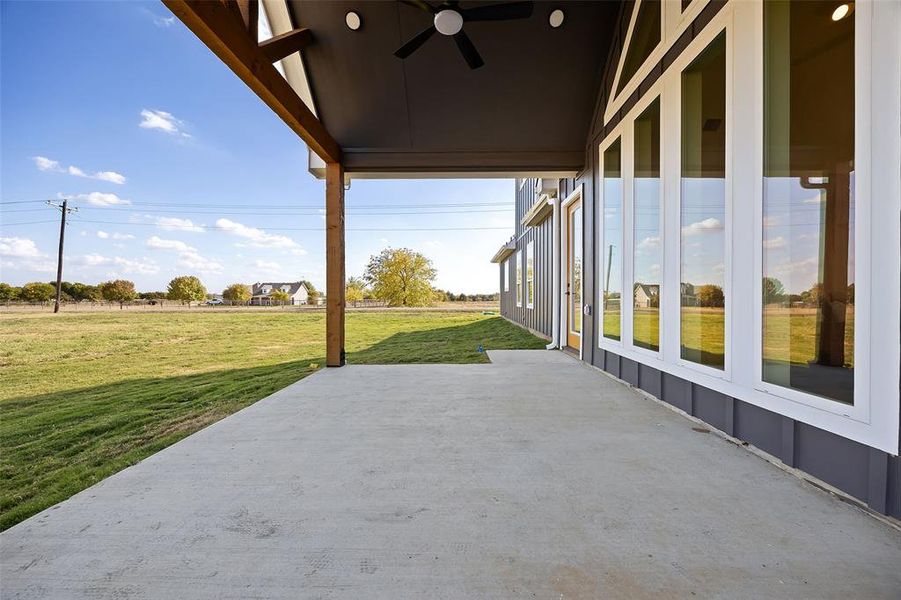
[598,133,625,349]
[526,240,535,309]
[592,0,899,454]
[560,186,585,361]
[669,26,733,382]
[503,258,510,292]
[626,90,665,362]
[515,251,523,307]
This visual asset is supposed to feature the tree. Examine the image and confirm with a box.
[695,284,725,308]
[0,283,19,304]
[302,281,320,305]
[20,282,55,305]
[345,277,365,307]
[762,277,785,305]
[801,283,824,307]
[99,279,136,309]
[140,291,168,306]
[167,276,207,306]
[364,248,436,307]
[223,283,251,305]
[270,289,290,305]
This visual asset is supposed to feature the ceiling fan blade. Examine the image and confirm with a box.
[461,1,534,22]
[453,31,484,69]
[394,26,437,59]
[399,0,436,14]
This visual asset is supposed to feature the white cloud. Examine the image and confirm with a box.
[152,14,175,27]
[215,218,306,254]
[97,231,110,239]
[177,251,223,273]
[637,236,660,250]
[763,236,786,249]
[69,192,131,207]
[0,237,43,258]
[253,259,283,272]
[112,232,135,240]
[146,236,195,252]
[144,236,220,273]
[72,253,159,275]
[33,156,62,172]
[33,156,125,184]
[139,109,190,138]
[154,216,204,232]
[682,218,723,237]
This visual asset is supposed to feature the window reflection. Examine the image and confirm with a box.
[762,1,854,404]
[571,207,583,333]
[617,0,661,95]
[633,99,661,352]
[681,33,726,369]
[603,139,623,341]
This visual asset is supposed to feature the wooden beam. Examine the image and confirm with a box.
[163,0,340,163]
[325,162,346,367]
[259,28,314,63]
[233,0,258,42]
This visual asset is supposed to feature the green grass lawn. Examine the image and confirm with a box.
[0,310,545,530]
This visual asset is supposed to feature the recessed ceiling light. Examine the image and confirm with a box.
[831,3,852,21]
[345,11,362,31]
[549,9,564,28]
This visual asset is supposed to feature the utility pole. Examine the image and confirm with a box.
[48,199,78,313]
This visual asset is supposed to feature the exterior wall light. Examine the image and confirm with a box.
[831,3,853,21]
[345,11,362,31]
[549,9,565,29]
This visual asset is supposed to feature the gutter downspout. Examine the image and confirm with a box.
[546,181,562,350]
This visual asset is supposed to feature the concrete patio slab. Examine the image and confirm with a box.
[2,350,900,599]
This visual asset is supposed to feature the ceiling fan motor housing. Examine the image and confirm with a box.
[434,9,464,36]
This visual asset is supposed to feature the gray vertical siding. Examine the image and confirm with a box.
[499,179,553,339]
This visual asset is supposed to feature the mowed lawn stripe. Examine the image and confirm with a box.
[0,310,545,530]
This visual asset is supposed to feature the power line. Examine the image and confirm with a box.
[0,198,513,209]
[1,218,510,232]
[0,206,513,216]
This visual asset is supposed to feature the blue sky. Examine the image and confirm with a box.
[0,1,513,294]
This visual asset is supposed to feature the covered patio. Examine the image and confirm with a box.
[3,350,900,598]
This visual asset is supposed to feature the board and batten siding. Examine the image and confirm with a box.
[499,179,553,339]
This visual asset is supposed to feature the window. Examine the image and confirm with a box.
[681,32,726,369]
[762,1,855,404]
[633,98,661,352]
[617,0,661,95]
[570,206,583,334]
[602,138,623,341]
[526,241,535,309]
[515,251,523,307]
[503,259,509,292]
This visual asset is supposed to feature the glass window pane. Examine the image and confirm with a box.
[681,32,726,369]
[516,251,523,306]
[617,0,661,95]
[762,0,854,404]
[571,207,583,333]
[633,99,661,352]
[526,241,534,308]
[602,139,623,341]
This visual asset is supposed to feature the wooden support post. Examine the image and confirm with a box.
[326,162,346,367]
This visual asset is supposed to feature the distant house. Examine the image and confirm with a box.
[634,284,660,308]
[250,282,310,306]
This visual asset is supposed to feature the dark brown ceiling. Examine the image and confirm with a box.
[289,1,621,174]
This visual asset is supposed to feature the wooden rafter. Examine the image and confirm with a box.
[163,0,340,163]
[259,28,314,63]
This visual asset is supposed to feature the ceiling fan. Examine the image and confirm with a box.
[395,1,535,70]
